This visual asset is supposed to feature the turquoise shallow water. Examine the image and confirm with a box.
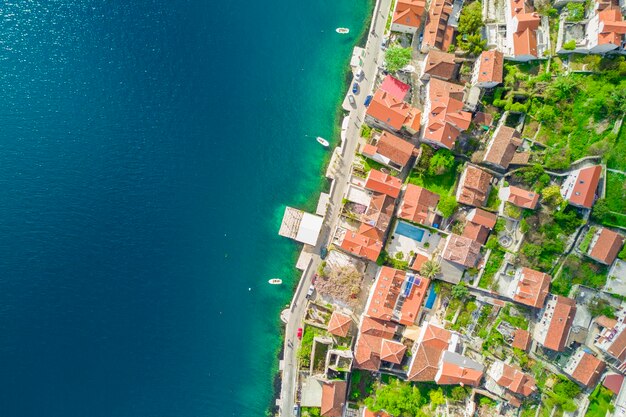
[0,1,370,416]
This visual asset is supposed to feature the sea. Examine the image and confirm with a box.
[0,1,371,416]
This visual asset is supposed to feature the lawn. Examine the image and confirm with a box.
[605,171,626,215]
[406,147,459,197]
[608,121,626,171]
[585,385,614,417]
[552,255,608,296]
[349,369,376,403]
[478,249,505,290]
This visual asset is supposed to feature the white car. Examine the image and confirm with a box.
[348,95,356,106]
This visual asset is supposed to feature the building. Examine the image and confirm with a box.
[422,79,472,149]
[560,165,602,209]
[362,131,416,171]
[462,221,491,244]
[512,328,532,351]
[365,89,422,135]
[509,267,550,308]
[533,295,576,352]
[407,322,458,380]
[321,380,347,417]
[588,227,625,265]
[340,224,385,262]
[327,312,353,338]
[595,315,626,371]
[559,1,626,54]
[353,316,399,370]
[482,125,523,171]
[435,351,484,386]
[279,207,324,245]
[564,349,606,388]
[501,186,540,209]
[456,165,494,207]
[366,266,431,326]
[391,0,427,34]
[471,50,505,89]
[442,234,483,268]
[488,361,536,397]
[421,0,455,52]
[505,0,544,61]
[421,50,459,81]
[398,184,440,226]
[365,169,403,198]
[467,208,498,229]
[379,75,411,101]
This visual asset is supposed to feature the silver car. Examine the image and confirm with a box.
[348,95,356,106]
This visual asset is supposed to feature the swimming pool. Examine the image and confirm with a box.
[425,285,437,309]
[395,221,426,242]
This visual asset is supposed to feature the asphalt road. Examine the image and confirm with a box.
[278,0,392,415]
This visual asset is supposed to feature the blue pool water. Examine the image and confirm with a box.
[425,285,437,309]
[395,221,426,242]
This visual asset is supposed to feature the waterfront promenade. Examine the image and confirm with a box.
[277,0,392,415]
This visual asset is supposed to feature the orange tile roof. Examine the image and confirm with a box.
[380,339,408,364]
[399,184,440,225]
[321,380,347,417]
[476,50,504,85]
[399,276,430,325]
[496,363,536,396]
[568,165,602,208]
[514,268,550,308]
[467,208,497,229]
[571,353,605,388]
[483,126,522,169]
[590,228,624,265]
[457,166,493,207]
[367,266,406,321]
[608,328,626,362]
[411,253,429,272]
[365,169,403,198]
[363,192,395,232]
[598,7,626,46]
[364,408,393,417]
[424,79,472,149]
[366,89,421,131]
[596,315,618,329]
[407,323,452,381]
[462,222,490,244]
[507,186,539,209]
[512,328,531,351]
[422,0,454,50]
[424,50,458,80]
[379,75,411,101]
[544,296,576,352]
[374,132,415,168]
[509,0,540,58]
[442,234,482,267]
[328,312,353,337]
[393,0,427,29]
[340,224,384,262]
[603,373,624,394]
[436,359,483,386]
[354,317,398,370]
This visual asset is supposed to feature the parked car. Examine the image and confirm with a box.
[355,69,364,80]
[348,95,356,106]
[293,404,300,417]
[311,273,318,284]
[305,285,315,300]
[352,82,359,94]
[320,247,328,259]
[297,327,303,339]
[364,95,373,107]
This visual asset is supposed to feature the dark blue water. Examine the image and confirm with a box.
[0,1,369,416]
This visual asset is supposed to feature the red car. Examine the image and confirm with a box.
[297,327,303,340]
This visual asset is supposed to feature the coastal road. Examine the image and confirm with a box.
[279,0,392,415]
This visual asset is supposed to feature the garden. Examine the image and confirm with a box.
[551,255,608,296]
[585,385,615,417]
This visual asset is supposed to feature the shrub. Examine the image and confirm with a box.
[385,46,412,73]
[563,40,577,50]
[566,2,585,21]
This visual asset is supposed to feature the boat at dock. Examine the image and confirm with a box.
[316,137,329,147]
[268,278,283,285]
[335,28,349,34]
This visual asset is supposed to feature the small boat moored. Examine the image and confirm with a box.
[336,27,349,34]
[268,278,283,285]
[316,137,330,147]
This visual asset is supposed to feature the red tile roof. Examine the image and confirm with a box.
[327,312,353,337]
[544,296,576,352]
[608,328,626,362]
[367,267,406,321]
[589,228,624,265]
[424,50,458,80]
[436,359,483,386]
[340,224,384,262]
[398,184,440,225]
[603,373,624,394]
[321,380,347,417]
[424,79,472,149]
[596,315,618,329]
[407,323,452,381]
[399,276,430,325]
[462,222,490,244]
[467,208,497,229]
[483,125,522,170]
[514,267,550,308]
[411,253,429,272]
[372,131,415,168]
[422,0,454,50]
[380,339,408,364]
[393,0,427,29]
[512,329,531,351]
[365,169,402,198]
[442,234,482,267]
[364,408,393,417]
[457,165,493,207]
[571,352,605,388]
[366,89,421,132]
[379,75,411,101]
[507,186,539,209]
[509,0,540,58]
[568,165,602,208]
[476,50,504,85]
[598,7,626,47]
[495,363,536,395]
[354,317,398,370]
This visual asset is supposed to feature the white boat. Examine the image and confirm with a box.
[336,27,349,34]
[268,278,283,285]
[316,137,330,147]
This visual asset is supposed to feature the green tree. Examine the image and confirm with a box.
[566,2,585,21]
[364,379,423,416]
[562,40,576,50]
[420,260,442,279]
[541,185,564,208]
[458,1,483,35]
[451,386,469,402]
[428,150,455,176]
[592,198,610,222]
[458,33,487,55]
[438,195,458,218]
[385,46,412,73]
[452,282,469,299]
[429,388,446,408]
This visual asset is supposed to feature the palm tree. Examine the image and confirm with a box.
[420,260,441,279]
